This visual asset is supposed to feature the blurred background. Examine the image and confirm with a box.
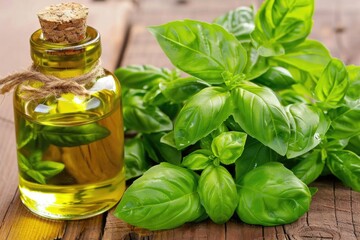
[1,0,359,157]
[1,0,360,74]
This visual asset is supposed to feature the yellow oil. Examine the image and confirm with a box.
[14,71,125,220]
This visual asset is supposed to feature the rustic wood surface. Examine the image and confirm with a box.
[0,0,360,239]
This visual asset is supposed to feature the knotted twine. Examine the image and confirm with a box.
[0,61,105,101]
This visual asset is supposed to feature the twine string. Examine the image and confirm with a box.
[0,61,104,100]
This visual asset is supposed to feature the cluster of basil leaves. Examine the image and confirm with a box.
[17,118,110,184]
[114,0,360,230]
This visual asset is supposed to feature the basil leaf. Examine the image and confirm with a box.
[211,131,247,165]
[347,135,360,155]
[254,67,296,90]
[18,152,64,184]
[285,103,325,158]
[346,80,360,101]
[174,87,232,149]
[33,161,65,178]
[315,58,349,109]
[27,170,46,184]
[149,20,247,84]
[39,123,110,147]
[143,132,182,165]
[251,0,314,56]
[213,6,255,42]
[182,149,212,171]
[123,91,173,133]
[198,165,237,224]
[327,100,360,139]
[143,86,168,106]
[232,82,290,155]
[235,137,278,182]
[115,65,175,89]
[124,137,150,180]
[346,66,360,101]
[237,162,312,226]
[160,131,177,148]
[327,150,360,191]
[291,150,324,185]
[159,77,210,103]
[242,44,269,81]
[16,118,34,149]
[114,163,204,230]
[199,123,228,150]
[271,40,331,87]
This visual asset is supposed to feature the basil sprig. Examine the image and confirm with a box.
[115,0,360,230]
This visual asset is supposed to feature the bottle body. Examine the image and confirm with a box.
[14,27,125,220]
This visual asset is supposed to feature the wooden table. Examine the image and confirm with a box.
[0,0,359,239]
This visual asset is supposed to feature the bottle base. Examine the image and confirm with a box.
[19,169,125,220]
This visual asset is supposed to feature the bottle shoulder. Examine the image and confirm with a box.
[14,69,122,126]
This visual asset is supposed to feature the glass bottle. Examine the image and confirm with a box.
[13,24,125,219]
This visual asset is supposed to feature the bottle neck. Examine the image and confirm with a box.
[30,26,101,78]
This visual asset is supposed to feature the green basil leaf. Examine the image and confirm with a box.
[174,87,232,149]
[115,65,175,89]
[291,150,324,185]
[237,162,312,226]
[149,20,247,84]
[18,153,31,172]
[251,0,314,56]
[27,170,46,184]
[242,44,269,81]
[346,80,360,101]
[182,149,212,170]
[322,138,349,151]
[123,92,173,133]
[346,65,360,83]
[143,86,168,106]
[18,152,64,184]
[16,118,34,149]
[114,163,204,230]
[159,102,182,120]
[271,40,331,88]
[309,187,318,196]
[143,132,182,165]
[232,82,290,155]
[327,100,360,139]
[213,6,255,42]
[285,103,325,158]
[198,165,237,224]
[199,123,229,150]
[346,65,360,102]
[33,161,65,178]
[39,123,110,147]
[124,137,150,180]
[159,77,211,103]
[315,58,349,109]
[346,135,360,155]
[327,150,360,191]
[235,137,278,182]
[211,131,247,165]
[278,83,320,105]
[160,131,177,148]
[254,67,296,90]
[225,115,244,132]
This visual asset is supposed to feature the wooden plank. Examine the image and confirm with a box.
[0,1,133,239]
[0,121,18,221]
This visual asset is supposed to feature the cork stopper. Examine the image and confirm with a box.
[37,2,89,44]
